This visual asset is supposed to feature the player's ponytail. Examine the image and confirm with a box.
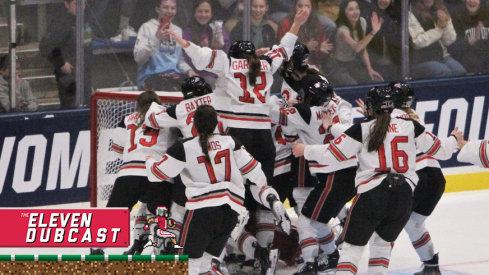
[404,108,420,122]
[367,111,391,152]
[194,105,218,163]
[246,54,261,87]
[136,90,161,129]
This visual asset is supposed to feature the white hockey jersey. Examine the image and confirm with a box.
[146,135,267,213]
[304,117,458,193]
[273,101,357,174]
[112,112,177,177]
[457,140,489,168]
[182,32,298,129]
[391,108,444,170]
[144,93,221,138]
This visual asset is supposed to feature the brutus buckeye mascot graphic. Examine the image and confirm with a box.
[143,206,183,254]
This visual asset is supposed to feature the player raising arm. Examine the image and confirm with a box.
[292,87,464,275]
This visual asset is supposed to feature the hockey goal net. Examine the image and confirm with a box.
[90,89,183,207]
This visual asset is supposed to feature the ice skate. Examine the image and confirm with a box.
[414,253,441,275]
[267,194,291,234]
[317,249,339,275]
[123,234,149,255]
[293,261,317,275]
[211,258,230,275]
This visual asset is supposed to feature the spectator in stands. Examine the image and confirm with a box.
[409,0,467,79]
[0,55,38,112]
[39,0,93,109]
[183,0,231,86]
[230,0,277,55]
[364,0,403,82]
[277,0,334,71]
[269,0,337,39]
[449,0,489,74]
[328,0,384,86]
[86,0,138,41]
[134,0,193,91]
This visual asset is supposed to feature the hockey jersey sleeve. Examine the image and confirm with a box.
[111,118,126,154]
[278,103,312,131]
[232,137,267,188]
[183,42,228,76]
[263,32,298,74]
[146,141,186,182]
[413,120,458,160]
[304,123,363,165]
[145,102,177,129]
[457,140,489,168]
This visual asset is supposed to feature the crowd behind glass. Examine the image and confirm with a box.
[0,0,488,113]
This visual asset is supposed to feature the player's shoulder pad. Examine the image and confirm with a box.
[230,135,245,151]
[293,102,312,124]
[166,140,187,162]
[259,55,273,65]
[397,117,425,138]
[166,105,177,119]
[344,121,363,143]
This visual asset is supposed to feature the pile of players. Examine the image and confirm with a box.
[95,6,487,274]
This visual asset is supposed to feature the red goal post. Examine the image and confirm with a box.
[90,89,184,207]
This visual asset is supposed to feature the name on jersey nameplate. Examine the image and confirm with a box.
[0,208,129,247]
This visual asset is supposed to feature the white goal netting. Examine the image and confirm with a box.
[90,90,183,207]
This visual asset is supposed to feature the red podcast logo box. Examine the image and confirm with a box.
[0,208,130,247]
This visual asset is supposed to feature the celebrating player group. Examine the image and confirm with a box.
[97,5,487,275]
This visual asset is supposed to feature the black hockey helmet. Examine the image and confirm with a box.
[284,42,309,74]
[181,76,213,100]
[303,76,333,107]
[365,86,394,116]
[228,41,256,59]
[389,82,415,108]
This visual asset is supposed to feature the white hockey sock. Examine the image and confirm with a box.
[228,230,257,260]
[404,212,434,261]
[134,202,149,240]
[292,187,314,214]
[255,210,275,247]
[311,220,335,255]
[336,242,364,275]
[367,232,392,275]
[297,214,319,263]
[168,201,186,241]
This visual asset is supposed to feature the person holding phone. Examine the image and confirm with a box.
[134,0,195,91]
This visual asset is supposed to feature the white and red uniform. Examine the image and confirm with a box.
[112,112,177,177]
[457,140,489,168]
[144,93,221,138]
[182,32,298,130]
[304,117,458,194]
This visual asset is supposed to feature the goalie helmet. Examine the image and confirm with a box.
[303,75,333,107]
[228,41,255,59]
[365,86,394,116]
[390,82,415,108]
[181,76,213,100]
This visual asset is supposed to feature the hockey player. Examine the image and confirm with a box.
[292,86,464,275]
[144,76,213,255]
[145,105,285,274]
[91,91,177,256]
[457,140,489,168]
[273,76,356,275]
[390,82,460,275]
